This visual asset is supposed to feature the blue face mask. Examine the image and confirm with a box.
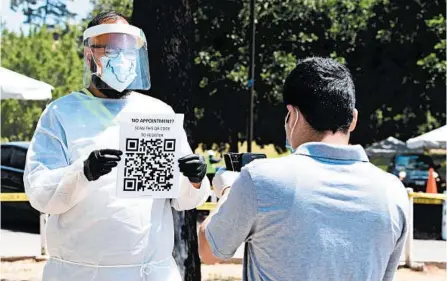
[99,55,137,92]
[285,138,294,153]
[285,107,299,153]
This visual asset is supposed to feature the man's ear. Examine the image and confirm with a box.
[91,57,98,74]
[87,53,99,74]
[349,109,358,132]
[84,47,92,61]
[286,105,296,125]
[85,46,103,74]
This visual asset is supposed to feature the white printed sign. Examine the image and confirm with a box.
[116,113,184,198]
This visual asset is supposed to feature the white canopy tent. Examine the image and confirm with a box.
[406,125,447,150]
[0,67,53,100]
[365,136,422,156]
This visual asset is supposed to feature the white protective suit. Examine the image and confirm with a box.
[24,90,210,281]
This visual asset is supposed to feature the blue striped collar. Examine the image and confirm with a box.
[295,142,369,162]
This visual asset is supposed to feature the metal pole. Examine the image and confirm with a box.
[40,213,48,256]
[247,0,256,152]
[442,191,447,240]
[405,188,414,268]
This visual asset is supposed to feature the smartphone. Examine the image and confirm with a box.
[224,152,266,171]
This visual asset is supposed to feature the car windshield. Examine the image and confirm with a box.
[395,155,432,170]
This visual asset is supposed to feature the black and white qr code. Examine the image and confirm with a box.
[123,138,176,192]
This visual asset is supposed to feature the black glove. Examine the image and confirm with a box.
[84,149,123,181]
[178,154,207,184]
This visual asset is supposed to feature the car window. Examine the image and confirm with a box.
[9,148,27,170]
[395,155,433,170]
[1,146,12,166]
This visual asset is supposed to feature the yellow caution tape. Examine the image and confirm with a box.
[0,192,219,209]
[197,202,217,211]
[409,192,446,205]
[1,193,28,202]
[413,198,443,205]
[409,193,447,200]
[1,193,444,207]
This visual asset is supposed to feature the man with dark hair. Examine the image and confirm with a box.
[87,11,128,28]
[199,57,409,281]
[283,57,356,134]
[24,11,210,281]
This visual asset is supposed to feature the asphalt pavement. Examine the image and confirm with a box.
[1,227,446,263]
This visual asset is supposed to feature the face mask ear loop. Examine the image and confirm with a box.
[285,111,290,128]
[89,48,102,77]
[289,107,299,146]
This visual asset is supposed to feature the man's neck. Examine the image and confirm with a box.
[88,85,107,98]
[318,131,350,145]
[296,130,350,148]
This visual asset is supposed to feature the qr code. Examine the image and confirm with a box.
[123,138,176,192]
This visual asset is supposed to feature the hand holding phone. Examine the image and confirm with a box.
[224,152,266,171]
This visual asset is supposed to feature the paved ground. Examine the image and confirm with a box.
[411,240,447,263]
[1,228,446,263]
[0,229,41,257]
[1,226,445,281]
[1,260,446,281]
[201,264,447,281]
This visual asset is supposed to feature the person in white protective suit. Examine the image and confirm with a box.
[24,11,210,281]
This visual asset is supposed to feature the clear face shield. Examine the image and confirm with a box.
[83,24,151,94]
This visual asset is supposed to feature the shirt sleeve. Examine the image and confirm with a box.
[24,105,90,215]
[382,185,410,281]
[170,128,210,211]
[382,219,408,281]
[205,168,257,259]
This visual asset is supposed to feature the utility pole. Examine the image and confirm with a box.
[247,0,256,152]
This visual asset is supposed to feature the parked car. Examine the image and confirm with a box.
[1,142,40,227]
[387,153,446,193]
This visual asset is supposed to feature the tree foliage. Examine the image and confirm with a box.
[1,0,131,143]
[89,0,133,19]
[347,0,446,143]
[2,0,445,149]
[10,0,76,28]
[1,26,83,141]
[191,0,446,151]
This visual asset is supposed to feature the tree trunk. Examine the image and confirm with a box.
[230,131,239,152]
[132,1,201,281]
